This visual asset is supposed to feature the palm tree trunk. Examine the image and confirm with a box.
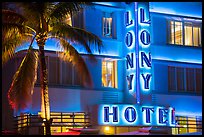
[39,45,51,135]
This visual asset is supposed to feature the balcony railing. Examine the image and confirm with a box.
[14,112,91,135]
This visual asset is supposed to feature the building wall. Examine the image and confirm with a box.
[31,87,123,114]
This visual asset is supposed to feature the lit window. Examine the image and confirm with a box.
[193,27,200,46]
[102,60,117,88]
[168,20,201,47]
[184,22,193,46]
[169,21,183,45]
[103,17,112,37]
[184,22,201,46]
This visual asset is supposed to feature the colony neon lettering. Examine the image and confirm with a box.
[125,10,136,94]
[139,6,152,91]
[125,5,152,95]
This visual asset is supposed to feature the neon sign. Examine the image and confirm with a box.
[138,2,152,94]
[124,2,152,104]
[98,104,176,126]
[124,8,136,96]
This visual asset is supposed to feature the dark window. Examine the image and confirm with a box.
[61,61,73,85]
[177,67,185,91]
[48,56,60,85]
[186,68,195,92]
[168,66,176,91]
[195,68,202,93]
[168,66,202,94]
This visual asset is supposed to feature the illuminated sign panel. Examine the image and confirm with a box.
[124,5,137,97]
[138,2,152,93]
[98,104,176,127]
[124,2,152,104]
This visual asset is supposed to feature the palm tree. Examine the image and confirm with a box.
[2,2,102,135]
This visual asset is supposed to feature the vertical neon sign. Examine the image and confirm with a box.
[124,4,137,98]
[137,2,152,104]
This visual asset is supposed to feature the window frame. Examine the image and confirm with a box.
[168,66,202,94]
[167,19,202,47]
[102,12,113,38]
[101,59,117,89]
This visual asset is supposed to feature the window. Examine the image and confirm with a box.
[168,20,202,47]
[102,60,117,88]
[35,56,82,86]
[176,67,185,91]
[72,9,84,28]
[168,66,202,93]
[61,60,82,86]
[169,21,183,45]
[195,68,202,92]
[61,61,73,85]
[73,66,82,86]
[103,13,113,37]
[184,22,193,46]
[48,56,60,84]
[168,66,176,91]
[186,68,195,92]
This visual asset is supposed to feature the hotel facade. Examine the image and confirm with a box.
[2,2,202,135]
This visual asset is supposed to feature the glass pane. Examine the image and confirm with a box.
[193,27,199,46]
[198,28,201,46]
[62,61,72,85]
[184,23,193,46]
[168,66,176,91]
[102,60,115,88]
[186,68,195,92]
[175,21,183,45]
[170,21,175,44]
[177,67,185,91]
[73,66,82,86]
[195,68,202,93]
[103,17,112,37]
[49,57,60,84]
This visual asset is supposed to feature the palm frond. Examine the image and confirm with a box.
[50,22,102,54]
[7,47,39,112]
[2,9,27,24]
[2,9,35,66]
[2,9,27,33]
[49,2,92,21]
[2,27,32,66]
[6,2,42,31]
[57,39,93,88]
